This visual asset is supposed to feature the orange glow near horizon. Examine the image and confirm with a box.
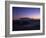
[13,15,40,20]
[29,16,40,19]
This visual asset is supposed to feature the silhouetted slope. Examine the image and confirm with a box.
[13,18,40,31]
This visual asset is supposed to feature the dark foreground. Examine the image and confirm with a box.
[12,18,40,31]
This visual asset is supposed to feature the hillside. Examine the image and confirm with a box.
[13,18,40,31]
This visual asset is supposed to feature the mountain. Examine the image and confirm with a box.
[13,17,40,31]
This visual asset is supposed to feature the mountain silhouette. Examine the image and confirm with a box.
[13,17,40,31]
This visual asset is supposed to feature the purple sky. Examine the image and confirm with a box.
[12,7,40,20]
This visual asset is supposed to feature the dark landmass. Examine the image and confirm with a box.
[12,18,40,31]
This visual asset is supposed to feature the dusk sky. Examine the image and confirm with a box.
[12,7,40,20]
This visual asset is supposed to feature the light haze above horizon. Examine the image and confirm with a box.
[13,7,40,20]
